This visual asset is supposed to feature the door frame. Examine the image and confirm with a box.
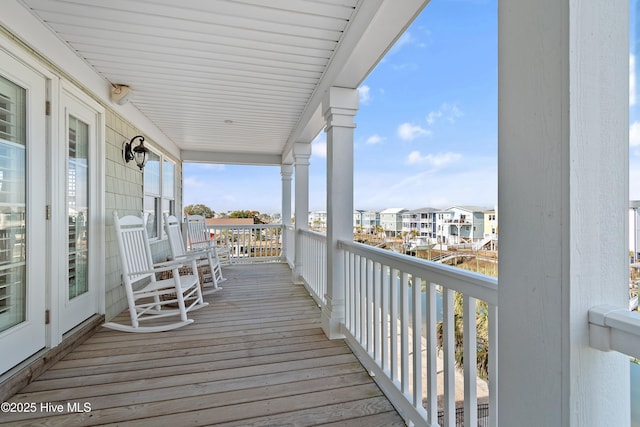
[0,46,48,373]
[51,81,105,340]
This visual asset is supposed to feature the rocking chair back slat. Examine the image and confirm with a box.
[185,215,230,264]
[164,214,225,294]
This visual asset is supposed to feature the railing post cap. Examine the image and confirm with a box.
[588,304,625,326]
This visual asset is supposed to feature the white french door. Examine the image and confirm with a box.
[58,86,102,334]
[0,50,47,374]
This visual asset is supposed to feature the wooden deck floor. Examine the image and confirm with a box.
[3,263,405,426]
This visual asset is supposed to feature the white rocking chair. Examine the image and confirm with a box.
[164,214,225,295]
[103,212,208,333]
[185,214,231,266]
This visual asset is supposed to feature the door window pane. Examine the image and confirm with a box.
[0,75,26,333]
[68,116,89,299]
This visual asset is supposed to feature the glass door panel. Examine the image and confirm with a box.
[0,75,26,334]
[0,49,46,375]
[68,116,88,300]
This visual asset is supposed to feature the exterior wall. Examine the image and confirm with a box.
[362,211,380,232]
[484,210,498,236]
[402,209,437,239]
[353,210,364,231]
[380,209,406,236]
[444,207,486,243]
[309,210,327,230]
[104,110,183,320]
[436,211,454,244]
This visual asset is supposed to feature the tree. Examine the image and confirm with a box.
[184,204,215,218]
[436,291,490,381]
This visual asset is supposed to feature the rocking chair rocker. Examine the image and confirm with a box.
[103,212,208,333]
[164,214,225,295]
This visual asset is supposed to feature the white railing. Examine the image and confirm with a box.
[298,229,327,306]
[205,224,283,263]
[589,305,640,358]
[338,240,498,427]
[284,225,295,268]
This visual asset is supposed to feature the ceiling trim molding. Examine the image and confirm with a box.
[181,150,282,166]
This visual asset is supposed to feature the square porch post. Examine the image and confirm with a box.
[498,1,629,426]
[294,142,311,282]
[322,87,358,339]
[281,164,293,262]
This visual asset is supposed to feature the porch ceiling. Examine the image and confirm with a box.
[17,0,427,164]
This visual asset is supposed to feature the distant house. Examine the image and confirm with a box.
[362,210,380,233]
[380,208,407,237]
[401,208,437,240]
[353,210,365,232]
[309,211,327,231]
[484,209,498,237]
[436,206,489,246]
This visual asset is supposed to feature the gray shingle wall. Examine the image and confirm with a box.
[103,110,182,320]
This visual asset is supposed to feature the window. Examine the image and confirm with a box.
[143,149,175,239]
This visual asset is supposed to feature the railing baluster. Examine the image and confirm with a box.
[367,258,374,355]
[401,272,409,394]
[359,255,366,346]
[390,268,399,383]
[489,303,498,427]
[464,294,478,427]
[381,264,390,374]
[374,261,381,363]
[426,282,438,425]
[443,287,455,427]
[353,253,360,342]
[344,251,350,330]
[412,275,423,410]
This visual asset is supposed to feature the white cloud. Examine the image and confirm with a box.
[631,121,640,147]
[397,122,431,141]
[631,54,636,107]
[389,32,415,55]
[426,111,442,125]
[426,103,463,125]
[358,85,371,105]
[406,151,462,167]
[353,156,497,211]
[366,134,385,145]
[312,136,326,158]
[183,176,206,189]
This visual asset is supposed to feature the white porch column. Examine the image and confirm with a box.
[322,87,358,339]
[293,142,311,282]
[281,164,293,262]
[499,1,629,426]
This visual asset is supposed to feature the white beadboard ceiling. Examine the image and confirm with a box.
[18,0,427,164]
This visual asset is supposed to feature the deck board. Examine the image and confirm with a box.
[4,263,406,426]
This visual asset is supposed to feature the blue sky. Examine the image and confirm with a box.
[185,0,637,215]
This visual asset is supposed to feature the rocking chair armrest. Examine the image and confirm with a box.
[185,248,213,257]
[127,262,184,276]
[151,260,187,272]
[171,251,208,262]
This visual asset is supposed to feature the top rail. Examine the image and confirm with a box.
[204,224,284,263]
[589,305,640,359]
[338,239,498,304]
